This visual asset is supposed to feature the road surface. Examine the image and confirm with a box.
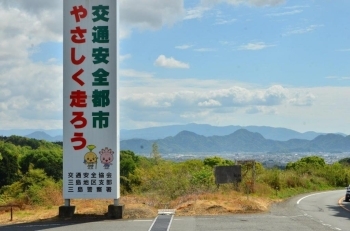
[1,190,349,231]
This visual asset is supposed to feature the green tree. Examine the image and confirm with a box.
[0,141,20,188]
[322,162,347,187]
[120,150,139,177]
[339,157,350,166]
[0,167,60,205]
[150,142,161,163]
[1,135,40,149]
[286,156,326,172]
[120,150,140,192]
[19,149,63,181]
[203,156,234,168]
[190,166,214,190]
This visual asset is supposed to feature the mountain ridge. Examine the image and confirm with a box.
[0,124,346,147]
[119,128,350,154]
[120,123,329,141]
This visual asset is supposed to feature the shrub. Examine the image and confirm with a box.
[0,168,62,206]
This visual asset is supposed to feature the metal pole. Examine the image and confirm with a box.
[10,206,13,221]
[114,199,119,206]
[252,161,256,193]
[246,185,249,200]
[65,199,70,206]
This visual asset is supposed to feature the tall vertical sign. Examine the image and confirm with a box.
[63,0,119,199]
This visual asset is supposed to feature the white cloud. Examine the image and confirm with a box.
[283,24,323,36]
[175,44,194,50]
[184,6,210,20]
[154,55,190,69]
[0,61,63,129]
[289,93,315,106]
[0,2,63,129]
[120,54,132,62]
[0,4,62,66]
[338,48,350,52]
[201,0,285,7]
[122,85,289,111]
[194,48,217,52]
[220,40,235,46]
[0,0,184,43]
[119,82,350,133]
[284,5,309,10]
[120,0,184,30]
[190,0,285,25]
[238,42,274,50]
[245,106,277,114]
[262,85,288,105]
[119,25,132,39]
[266,9,302,17]
[0,1,62,42]
[214,18,237,25]
[325,75,350,81]
[198,99,222,107]
[120,69,154,79]
[325,76,337,79]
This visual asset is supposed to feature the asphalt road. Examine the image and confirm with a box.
[1,190,349,231]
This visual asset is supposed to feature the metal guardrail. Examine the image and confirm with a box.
[158,209,176,215]
[0,204,21,221]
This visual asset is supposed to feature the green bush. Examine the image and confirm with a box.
[19,149,63,181]
[203,156,234,168]
[0,167,61,206]
[190,167,214,191]
[0,141,21,188]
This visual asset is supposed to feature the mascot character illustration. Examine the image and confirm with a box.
[99,147,114,169]
[84,144,98,169]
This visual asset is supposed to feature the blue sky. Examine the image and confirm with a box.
[1,0,350,134]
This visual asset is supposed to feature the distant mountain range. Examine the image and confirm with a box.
[120,129,350,154]
[25,131,63,142]
[0,124,328,142]
[0,129,63,142]
[120,123,327,141]
[0,124,348,153]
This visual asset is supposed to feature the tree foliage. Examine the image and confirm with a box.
[0,141,21,188]
[339,157,350,166]
[203,156,234,168]
[19,149,63,181]
[150,142,161,163]
[120,150,141,192]
[286,156,326,172]
[0,167,61,205]
[121,150,139,176]
[0,135,40,149]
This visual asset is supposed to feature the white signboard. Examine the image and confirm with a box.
[63,0,119,199]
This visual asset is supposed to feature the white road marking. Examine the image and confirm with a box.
[129,220,153,222]
[4,224,61,228]
[296,191,330,204]
[296,191,343,231]
[167,214,174,231]
[147,217,158,231]
[148,215,174,231]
